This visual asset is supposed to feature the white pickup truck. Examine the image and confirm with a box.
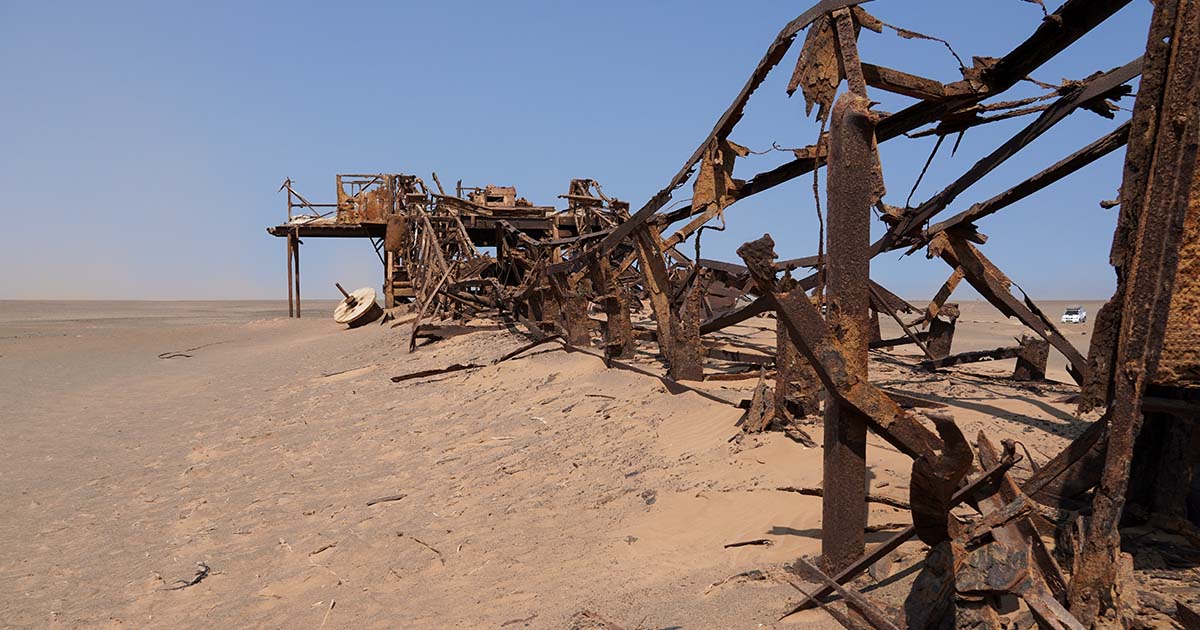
[1061,305,1087,324]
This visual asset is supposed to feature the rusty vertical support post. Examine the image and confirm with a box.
[634,225,678,367]
[385,216,405,310]
[926,303,958,359]
[286,232,294,318]
[775,275,822,420]
[590,255,636,358]
[527,287,546,325]
[550,218,563,264]
[1128,406,1199,522]
[291,231,302,319]
[495,225,506,269]
[1012,335,1049,381]
[385,251,395,309]
[820,18,881,568]
[673,272,706,381]
[1070,0,1199,623]
[556,279,591,346]
[541,288,561,331]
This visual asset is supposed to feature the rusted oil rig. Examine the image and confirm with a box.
[268,0,1199,626]
[268,176,623,314]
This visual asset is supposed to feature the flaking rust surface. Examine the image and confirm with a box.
[789,13,840,118]
[1156,178,1200,385]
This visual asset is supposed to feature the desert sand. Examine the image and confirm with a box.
[0,299,1100,628]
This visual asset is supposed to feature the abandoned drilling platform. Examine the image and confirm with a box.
[265,1,1199,627]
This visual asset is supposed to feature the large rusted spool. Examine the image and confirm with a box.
[333,284,383,328]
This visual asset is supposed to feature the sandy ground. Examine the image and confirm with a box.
[0,299,1097,629]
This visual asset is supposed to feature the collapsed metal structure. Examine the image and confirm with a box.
[267,0,1198,626]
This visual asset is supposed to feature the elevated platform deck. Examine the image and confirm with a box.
[267,214,599,246]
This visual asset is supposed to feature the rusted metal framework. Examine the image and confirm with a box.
[265,1,1198,626]
[267,175,617,317]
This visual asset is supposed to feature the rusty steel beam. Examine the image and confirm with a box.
[589,0,874,262]
[877,0,1132,145]
[869,331,931,350]
[930,234,1088,382]
[924,121,1132,241]
[793,557,900,630]
[920,345,1022,370]
[699,296,770,335]
[914,267,964,326]
[658,0,1134,230]
[868,283,934,360]
[634,224,677,363]
[1070,0,1200,622]
[867,280,915,315]
[737,235,942,461]
[975,434,1070,602]
[550,274,591,346]
[634,225,703,380]
[832,8,867,97]
[983,0,1132,88]
[881,57,1141,252]
[785,451,1020,615]
[793,419,1096,619]
[860,63,946,101]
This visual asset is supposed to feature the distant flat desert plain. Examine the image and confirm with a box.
[0,299,1102,628]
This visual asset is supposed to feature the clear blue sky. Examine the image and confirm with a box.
[0,1,1152,301]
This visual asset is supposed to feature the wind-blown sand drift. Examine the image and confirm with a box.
[0,301,1099,628]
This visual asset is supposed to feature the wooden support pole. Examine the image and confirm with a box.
[821,88,883,572]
